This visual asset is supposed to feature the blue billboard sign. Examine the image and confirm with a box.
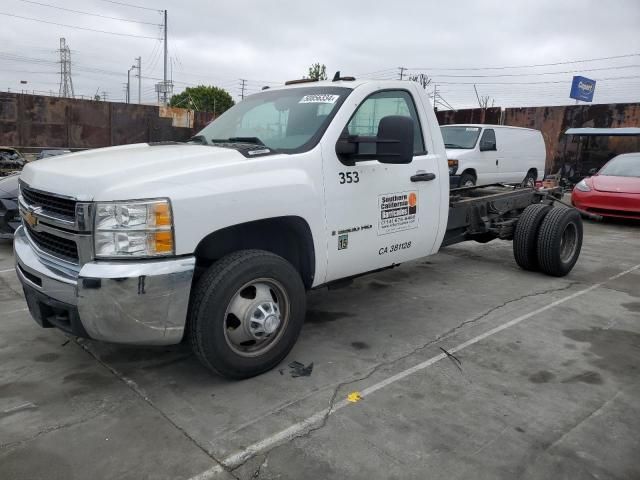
[570,76,596,102]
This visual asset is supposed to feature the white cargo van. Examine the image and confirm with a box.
[441,124,546,187]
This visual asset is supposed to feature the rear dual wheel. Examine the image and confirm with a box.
[513,205,582,276]
[536,207,583,277]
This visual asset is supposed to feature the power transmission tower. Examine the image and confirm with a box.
[58,38,75,98]
[239,79,247,100]
[398,67,406,80]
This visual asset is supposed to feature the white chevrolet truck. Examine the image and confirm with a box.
[14,77,583,379]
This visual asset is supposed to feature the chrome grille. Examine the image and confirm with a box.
[25,224,79,263]
[21,185,77,219]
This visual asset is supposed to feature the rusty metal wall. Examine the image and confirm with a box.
[0,92,215,149]
[436,107,501,126]
[504,103,640,175]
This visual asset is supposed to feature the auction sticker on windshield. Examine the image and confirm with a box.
[377,191,418,235]
[299,94,340,104]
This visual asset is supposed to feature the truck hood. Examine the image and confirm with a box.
[20,143,250,200]
[592,175,640,194]
[445,148,474,159]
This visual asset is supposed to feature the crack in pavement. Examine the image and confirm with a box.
[73,339,238,480]
[0,405,106,451]
[227,281,579,474]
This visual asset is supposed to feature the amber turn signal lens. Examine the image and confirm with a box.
[151,231,174,253]
[152,202,172,227]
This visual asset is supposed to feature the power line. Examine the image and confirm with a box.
[95,0,162,12]
[17,0,162,26]
[411,64,640,78]
[407,53,640,71]
[431,75,640,85]
[0,12,162,39]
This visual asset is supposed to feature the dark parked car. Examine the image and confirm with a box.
[0,173,20,238]
[0,147,26,176]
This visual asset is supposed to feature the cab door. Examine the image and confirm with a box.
[320,84,442,283]
[478,128,500,184]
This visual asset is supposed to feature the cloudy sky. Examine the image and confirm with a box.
[1,0,639,109]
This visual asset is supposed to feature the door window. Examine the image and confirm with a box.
[347,90,426,156]
[479,129,497,151]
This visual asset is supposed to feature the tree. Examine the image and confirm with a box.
[307,63,328,81]
[408,73,432,90]
[169,85,234,115]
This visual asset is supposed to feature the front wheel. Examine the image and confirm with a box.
[188,250,306,379]
[460,172,476,187]
[522,171,537,188]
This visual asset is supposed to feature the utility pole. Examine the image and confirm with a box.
[163,9,168,105]
[58,38,75,98]
[102,91,108,102]
[239,79,247,100]
[127,65,135,103]
[433,84,438,111]
[136,56,142,104]
[398,67,406,80]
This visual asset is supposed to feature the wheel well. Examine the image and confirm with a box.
[461,169,477,179]
[193,216,315,289]
[527,168,538,178]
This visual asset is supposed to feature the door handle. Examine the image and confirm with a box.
[410,172,436,182]
[496,159,499,166]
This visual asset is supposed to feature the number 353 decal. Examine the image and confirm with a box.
[339,171,360,184]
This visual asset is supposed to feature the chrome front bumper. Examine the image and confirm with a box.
[14,226,196,345]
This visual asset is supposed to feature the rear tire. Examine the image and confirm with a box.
[536,208,583,277]
[513,204,552,271]
[188,250,306,379]
[460,172,476,187]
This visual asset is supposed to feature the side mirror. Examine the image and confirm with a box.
[479,139,496,151]
[335,115,414,165]
[376,116,414,164]
[588,168,598,176]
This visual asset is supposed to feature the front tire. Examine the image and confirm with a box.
[536,208,583,277]
[188,250,306,379]
[460,172,476,187]
[522,170,537,188]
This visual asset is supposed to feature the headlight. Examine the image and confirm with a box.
[575,179,591,192]
[448,159,458,175]
[94,199,174,258]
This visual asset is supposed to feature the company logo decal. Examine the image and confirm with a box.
[377,191,418,235]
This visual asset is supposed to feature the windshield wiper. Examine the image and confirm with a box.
[210,137,265,146]
[187,135,208,145]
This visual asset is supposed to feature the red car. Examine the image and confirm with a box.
[572,152,640,219]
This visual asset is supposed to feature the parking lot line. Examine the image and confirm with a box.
[0,268,15,274]
[190,263,640,478]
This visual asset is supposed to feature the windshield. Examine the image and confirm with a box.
[441,126,482,149]
[195,86,351,153]
[599,154,640,177]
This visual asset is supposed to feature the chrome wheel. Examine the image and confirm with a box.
[223,278,289,357]
[524,176,535,188]
[559,222,578,263]
[463,179,475,187]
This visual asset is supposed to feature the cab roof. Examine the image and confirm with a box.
[262,79,407,92]
[442,124,540,132]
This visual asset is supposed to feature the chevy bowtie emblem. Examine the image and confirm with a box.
[23,210,38,228]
